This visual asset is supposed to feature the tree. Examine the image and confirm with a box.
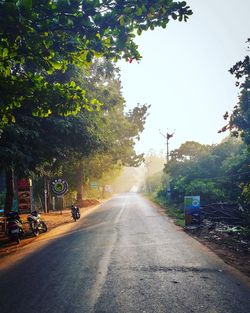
[160,139,246,205]
[0,0,192,126]
[220,39,250,207]
[35,59,149,207]
[220,39,250,144]
[0,109,108,212]
[170,141,210,161]
[144,150,165,177]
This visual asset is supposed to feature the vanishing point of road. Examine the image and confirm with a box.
[0,193,249,313]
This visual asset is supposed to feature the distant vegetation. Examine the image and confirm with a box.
[144,42,250,223]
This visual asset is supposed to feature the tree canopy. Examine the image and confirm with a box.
[0,0,192,127]
[220,39,250,145]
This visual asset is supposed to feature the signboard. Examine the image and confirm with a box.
[184,196,201,227]
[17,178,31,213]
[50,178,68,196]
[0,171,6,216]
[90,181,98,190]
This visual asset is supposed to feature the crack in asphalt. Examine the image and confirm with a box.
[108,265,222,274]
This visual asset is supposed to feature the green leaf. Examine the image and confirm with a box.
[17,0,32,10]
[136,7,142,16]
[118,15,125,26]
[123,7,131,14]
[70,81,76,88]
[50,61,63,70]
[2,48,8,58]
[172,13,177,20]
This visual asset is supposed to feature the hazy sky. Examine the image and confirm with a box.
[118,0,250,155]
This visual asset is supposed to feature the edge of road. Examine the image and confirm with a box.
[0,198,111,261]
[142,195,250,288]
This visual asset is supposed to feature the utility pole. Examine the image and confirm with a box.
[159,130,175,162]
[159,130,175,204]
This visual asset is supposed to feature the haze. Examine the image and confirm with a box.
[119,0,250,154]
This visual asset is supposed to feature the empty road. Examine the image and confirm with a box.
[0,193,249,313]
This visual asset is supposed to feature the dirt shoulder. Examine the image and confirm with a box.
[185,226,250,278]
[144,196,250,278]
[0,199,104,258]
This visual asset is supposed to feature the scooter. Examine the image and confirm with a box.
[6,212,24,244]
[27,211,47,236]
[71,205,80,222]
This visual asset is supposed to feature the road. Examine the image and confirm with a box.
[0,193,249,313]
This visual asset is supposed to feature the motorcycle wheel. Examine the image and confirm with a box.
[40,221,48,232]
[12,234,20,244]
[30,222,39,236]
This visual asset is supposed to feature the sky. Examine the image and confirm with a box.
[118,0,250,156]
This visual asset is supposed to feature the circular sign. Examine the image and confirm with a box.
[50,178,68,196]
[192,199,199,207]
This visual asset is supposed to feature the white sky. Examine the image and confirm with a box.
[119,0,250,155]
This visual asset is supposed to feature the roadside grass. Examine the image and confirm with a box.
[144,192,185,227]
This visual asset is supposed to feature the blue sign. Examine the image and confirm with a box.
[51,178,68,196]
[184,196,201,226]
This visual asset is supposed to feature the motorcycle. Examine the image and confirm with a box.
[6,212,24,244]
[71,205,80,222]
[27,211,48,236]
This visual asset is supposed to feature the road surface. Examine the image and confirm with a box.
[0,193,249,313]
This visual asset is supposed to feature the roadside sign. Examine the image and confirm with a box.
[51,178,68,196]
[17,178,31,213]
[184,196,201,227]
[90,181,98,190]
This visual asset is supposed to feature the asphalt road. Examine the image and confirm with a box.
[0,193,249,313]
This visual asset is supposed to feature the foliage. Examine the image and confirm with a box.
[0,108,107,176]
[144,150,165,176]
[0,0,192,127]
[170,141,210,161]
[1,58,149,212]
[144,171,165,195]
[220,39,250,142]
[219,39,250,207]
[157,138,249,206]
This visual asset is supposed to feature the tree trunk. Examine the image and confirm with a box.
[76,162,84,206]
[4,169,14,215]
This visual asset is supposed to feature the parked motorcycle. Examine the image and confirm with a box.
[27,211,47,236]
[6,212,24,244]
[71,205,80,222]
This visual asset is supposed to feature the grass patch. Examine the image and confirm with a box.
[144,193,185,227]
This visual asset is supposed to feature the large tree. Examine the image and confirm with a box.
[221,39,250,144]
[0,0,192,126]
[1,58,149,212]
[220,39,250,207]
